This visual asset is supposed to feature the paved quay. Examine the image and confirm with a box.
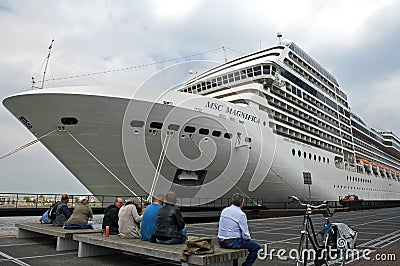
[0,207,399,265]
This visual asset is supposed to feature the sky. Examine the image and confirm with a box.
[0,0,399,195]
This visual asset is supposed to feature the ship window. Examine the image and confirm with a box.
[327,158,330,164]
[150,122,163,129]
[234,71,240,81]
[224,133,232,139]
[168,124,180,131]
[222,75,228,84]
[212,130,221,137]
[217,77,222,86]
[211,79,217,87]
[297,89,302,98]
[271,66,276,75]
[130,120,144,128]
[314,154,317,161]
[199,128,209,135]
[323,157,326,163]
[309,153,312,160]
[304,152,307,158]
[263,65,270,75]
[253,66,262,76]
[206,81,212,89]
[245,137,252,143]
[184,126,196,133]
[247,68,253,77]
[298,150,301,157]
[228,73,234,83]
[241,69,247,79]
[292,149,296,156]
[201,82,206,91]
[318,156,321,162]
[197,84,201,92]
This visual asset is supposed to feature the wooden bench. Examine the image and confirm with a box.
[73,233,247,266]
[15,223,102,251]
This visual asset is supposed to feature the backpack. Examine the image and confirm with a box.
[48,202,60,221]
[39,209,52,224]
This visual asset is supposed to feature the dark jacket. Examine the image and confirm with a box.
[102,204,119,234]
[53,202,71,226]
[154,204,185,240]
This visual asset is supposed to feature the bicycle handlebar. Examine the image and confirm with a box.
[288,196,327,209]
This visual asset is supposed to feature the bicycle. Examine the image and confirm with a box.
[289,196,348,266]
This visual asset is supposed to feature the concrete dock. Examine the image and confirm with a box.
[0,207,399,265]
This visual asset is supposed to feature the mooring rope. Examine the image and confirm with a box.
[148,132,172,202]
[65,130,137,196]
[0,129,57,160]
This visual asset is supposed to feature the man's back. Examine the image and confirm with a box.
[218,204,251,240]
[140,203,162,241]
[102,204,119,234]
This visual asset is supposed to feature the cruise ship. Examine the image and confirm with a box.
[3,40,400,204]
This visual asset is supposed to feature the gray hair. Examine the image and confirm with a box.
[154,193,164,203]
[165,191,177,205]
[232,193,245,207]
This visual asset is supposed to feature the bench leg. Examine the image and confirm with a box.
[78,241,121,258]
[56,237,78,251]
[181,259,238,266]
[17,228,47,239]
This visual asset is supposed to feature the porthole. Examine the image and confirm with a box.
[318,156,321,162]
[61,117,78,125]
[292,149,296,156]
[150,122,163,129]
[168,124,180,131]
[309,153,312,160]
[323,157,326,163]
[212,130,221,137]
[224,133,232,139]
[314,155,317,161]
[130,120,144,128]
[199,128,209,135]
[303,152,307,158]
[298,150,302,157]
[184,126,196,133]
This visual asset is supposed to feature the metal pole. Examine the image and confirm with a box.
[41,39,54,89]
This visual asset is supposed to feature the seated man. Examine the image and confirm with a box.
[53,194,71,226]
[65,197,93,228]
[218,193,261,266]
[153,191,186,244]
[140,193,164,241]
[102,197,124,235]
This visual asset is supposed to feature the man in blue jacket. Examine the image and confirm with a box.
[140,193,164,241]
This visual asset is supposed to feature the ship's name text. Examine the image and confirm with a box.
[205,101,260,124]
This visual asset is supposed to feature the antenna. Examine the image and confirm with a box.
[222,46,227,63]
[276,32,283,44]
[41,39,54,89]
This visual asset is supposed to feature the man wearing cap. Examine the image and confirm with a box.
[140,193,164,241]
[65,196,93,226]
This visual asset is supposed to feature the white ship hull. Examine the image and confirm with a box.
[4,86,400,204]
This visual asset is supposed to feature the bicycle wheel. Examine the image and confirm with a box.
[297,232,309,266]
